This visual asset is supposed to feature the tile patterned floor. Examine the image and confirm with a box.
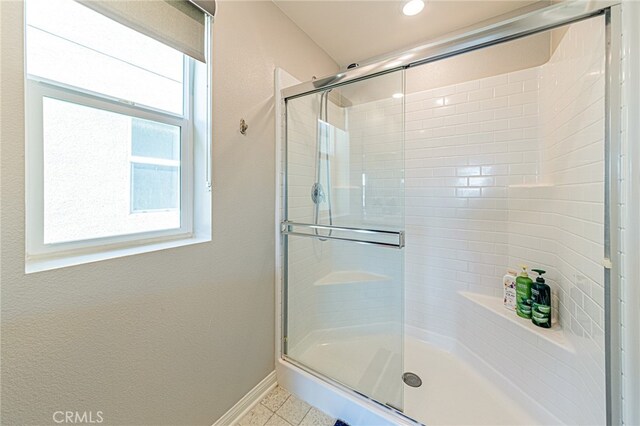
[238,386,336,426]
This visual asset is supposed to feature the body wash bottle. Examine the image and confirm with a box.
[516,265,533,319]
[531,269,551,328]
[503,269,518,311]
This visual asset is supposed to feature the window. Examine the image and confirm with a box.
[25,0,212,268]
[130,119,181,213]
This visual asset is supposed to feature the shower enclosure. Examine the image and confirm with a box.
[278,2,622,425]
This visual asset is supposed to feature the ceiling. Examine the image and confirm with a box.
[272,0,546,68]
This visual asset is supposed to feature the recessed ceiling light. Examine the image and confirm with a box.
[403,0,425,16]
[392,93,404,99]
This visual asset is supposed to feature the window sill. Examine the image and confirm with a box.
[25,234,211,274]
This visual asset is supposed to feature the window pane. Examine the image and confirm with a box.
[131,119,181,160]
[26,0,184,115]
[131,164,180,212]
[43,97,181,244]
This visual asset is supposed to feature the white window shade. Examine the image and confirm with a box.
[75,0,213,63]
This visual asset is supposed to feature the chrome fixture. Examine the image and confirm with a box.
[312,90,333,239]
[310,182,325,204]
[239,118,248,135]
[402,372,422,387]
[282,221,405,249]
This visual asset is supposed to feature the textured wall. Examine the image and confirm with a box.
[0,1,337,425]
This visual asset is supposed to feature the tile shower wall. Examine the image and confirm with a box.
[537,16,606,422]
[345,17,605,425]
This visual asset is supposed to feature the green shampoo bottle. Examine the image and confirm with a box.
[516,265,533,319]
[531,269,552,328]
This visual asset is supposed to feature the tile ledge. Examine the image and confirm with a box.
[313,271,392,286]
[458,291,576,355]
[508,183,555,188]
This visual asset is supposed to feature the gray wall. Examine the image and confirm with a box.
[0,1,337,424]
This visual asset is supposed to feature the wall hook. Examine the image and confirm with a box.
[239,118,248,135]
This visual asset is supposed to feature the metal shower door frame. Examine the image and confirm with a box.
[280,2,623,424]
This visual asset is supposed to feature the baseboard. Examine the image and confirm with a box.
[212,371,277,426]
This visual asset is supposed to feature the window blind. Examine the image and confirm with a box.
[75,0,215,63]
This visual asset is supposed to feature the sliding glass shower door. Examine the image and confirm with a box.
[282,71,405,410]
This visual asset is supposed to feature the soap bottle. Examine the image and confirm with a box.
[503,269,518,311]
[516,265,533,319]
[531,269,551,328]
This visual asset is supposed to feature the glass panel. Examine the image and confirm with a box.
[131,164,180,212]
[26,0,184,115]
[286,235,404,409]
[284,70,404,410]
[286,72,405,232]
[131,119,181,160]
[43,97,181,244]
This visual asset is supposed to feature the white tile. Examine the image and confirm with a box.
[432,105,457,117]
[456,101,480,114]
[276,396,311,425]
[494,82,523,97]
[239,404,276,426]
[444,92,468,106]
[468,87,494,101]
[456,166,481,177]
[299,408,335,426]
[494,106,523,120]
[443,114,467,126]
[265,414,294,426]
[261,386,291,412]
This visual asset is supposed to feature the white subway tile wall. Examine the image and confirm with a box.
[537,16,606,423]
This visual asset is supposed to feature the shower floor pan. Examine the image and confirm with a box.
[288,329,549,425]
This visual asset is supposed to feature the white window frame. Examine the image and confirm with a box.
[25,56,196,260]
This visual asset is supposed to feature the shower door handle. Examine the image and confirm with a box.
[281,221,405,249]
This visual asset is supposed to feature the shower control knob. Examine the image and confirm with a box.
[311,183,325,204]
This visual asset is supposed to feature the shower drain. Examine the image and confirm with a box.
[402,372,422,387]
